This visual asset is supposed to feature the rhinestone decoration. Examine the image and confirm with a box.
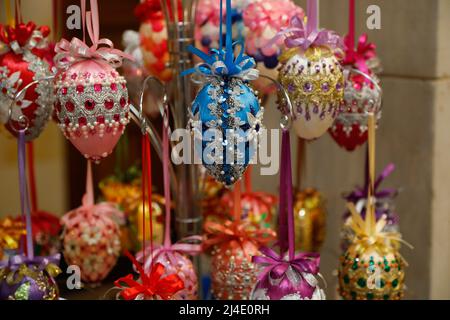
[329,68,382,151]
[188,77,264,186]
[0,51,54,141]
[338,248,406,300]
[210,241,260,300]
[277,46,344,140]
[54,66,130,162]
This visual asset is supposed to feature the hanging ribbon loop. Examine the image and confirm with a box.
[54,0,133,70]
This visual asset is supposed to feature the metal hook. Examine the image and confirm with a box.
[258,74,294,130]
[7,75,55,133]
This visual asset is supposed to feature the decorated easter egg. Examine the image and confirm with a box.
[210,240,260,300]
[293,188,326,252]
[137,249,198,300]
[54,61,130,163]
[251,249,325,300]
[243,0,304,94]
[277,46,344,140]
[329,34,382,151]
[0,22,54,141]
[329,69,381,151]
[195,0,248,53]
[0,254,61,300]
[61,202,123,284]
[189,77,263,186]
[135,0,171,82]
[13,211,61,257]
[338,246,405,300]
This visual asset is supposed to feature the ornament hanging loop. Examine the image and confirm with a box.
[258,74,294,129]
[138,75,168,134]
[7,76,54,133]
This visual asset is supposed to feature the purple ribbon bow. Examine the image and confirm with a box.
[270,15,344,52]
[0,253,61,270]
[344,163,398,221]
[252,247,320,282]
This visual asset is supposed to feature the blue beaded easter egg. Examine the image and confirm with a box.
[188,77,263,186]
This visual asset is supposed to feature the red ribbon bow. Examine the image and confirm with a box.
[343,33,377,75]
[114,252,184,300]
[203,220,276,252]
[0,22,50,55]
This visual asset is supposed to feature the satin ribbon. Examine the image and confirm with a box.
[252,247,320,282]
[203,219,275,253]
[18,130,33,259]
[60,161,125,229]
[114,252,184,300]
[54,0,133,70]
[0,22,50,55]
[343,34,377,75]
[344,163,398,221]
[0,253,61,285]
[346,114,412,257]
[182,0,259,82]
[269,15,344,53]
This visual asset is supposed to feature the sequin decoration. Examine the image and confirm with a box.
[188,77,263,186]
[54,63,130,163]
[210,241,260,300]
[0,257,61,300]
[338,248,405,300]
[277,47,344,140]
[0,23,55,141]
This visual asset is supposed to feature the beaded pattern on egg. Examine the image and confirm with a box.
[338,249,405,300]
[61,210,121,284]
[277,47,344,136]
[210,243,259,300]
[330,71,382,148]
[54,68,130,161]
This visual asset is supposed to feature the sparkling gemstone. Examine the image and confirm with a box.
[119,97,127,108]
[94,84,102,92]
[287,84,295,93]
[313,105,319,114]
[65,101,75,112]
[110,83,118,91]
[321,82,330,92]
[97,115,105,124]
[336,82,343,90]
[64,117,70,126]
[105,99,114,109]
[76,85,84,93]
[303,82,313,92]
[61,87,68,95]
[113,114,120,122]
[78,116,87,126]
[85,99,95,110]
[70,73,77,80]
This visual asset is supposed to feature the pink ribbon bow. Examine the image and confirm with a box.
[343,33,377,75]
[54,0,133,70]
[270,16,344,52]
[252,246,320,282]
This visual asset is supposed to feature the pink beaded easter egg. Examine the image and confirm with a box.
[61,202,123,284]
[54,61,130,163]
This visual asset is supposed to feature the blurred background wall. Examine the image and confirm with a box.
[0,0,448,299]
